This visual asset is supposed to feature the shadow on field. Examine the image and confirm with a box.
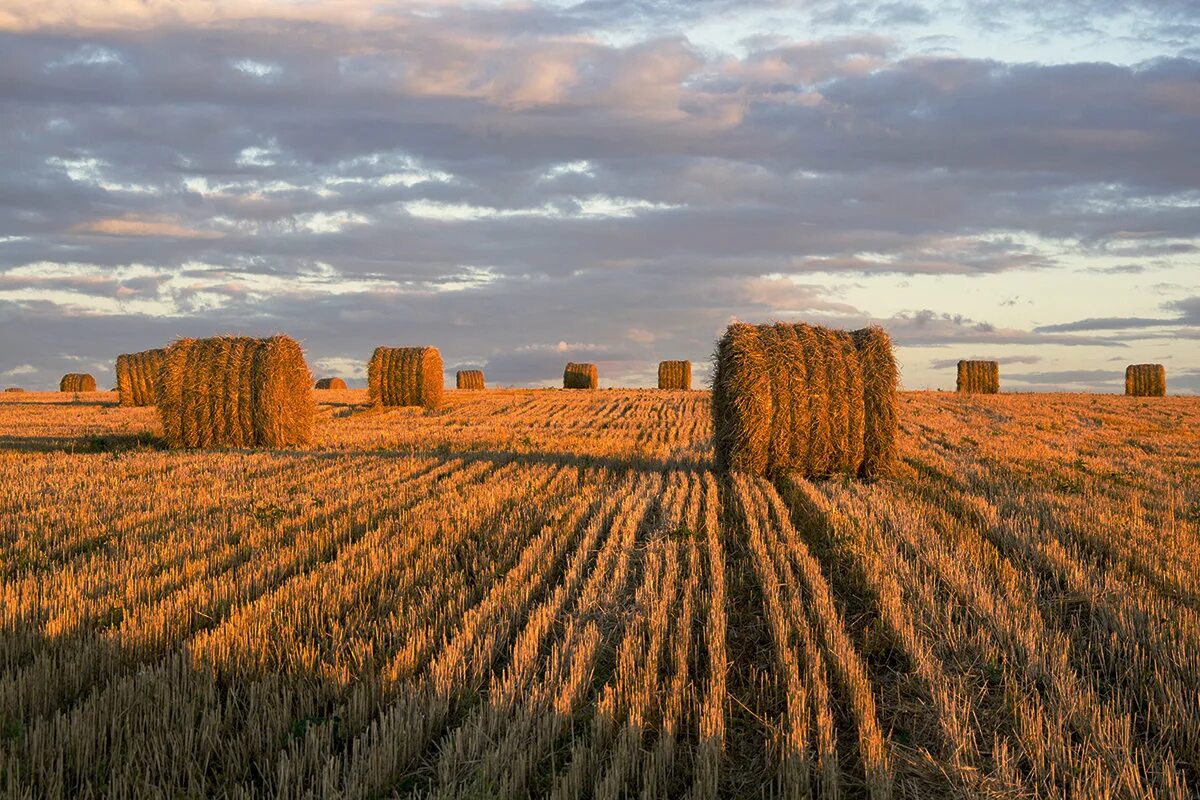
[0,431,166,454]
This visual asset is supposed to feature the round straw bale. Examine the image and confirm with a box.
[315,377,348,390]
[563,362,598,389]
[957,360,1000,394]
[156,335,314,449]
[852,326,899,479]
[456,369,485,390]
[116,348,166,407]
[4,387,25,393]
[1125,364,1166,397]
[59,373,97,393]
[657,360,692,390]
[368,346,443,408]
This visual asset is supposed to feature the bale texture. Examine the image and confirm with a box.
[657,360,692,390]
[368,347,443,408]
[563,362,598,389]
[4,387,25,393]
[711,322,899,479]
[59,373,97,393]
[1125,364,1166,397]
[456,369,485,390]
[157,335,314,449]
[315,377,348,390]
[956,361,1000,394]
[116,348,166,407]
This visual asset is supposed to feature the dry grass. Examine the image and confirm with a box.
[956,360,1000,394]
[157,335,315,449]
[658,360,692,390]
[315,377,348,391]
[58,373,96,393]
[1126,363,1166,397]
[0,388,1197,799]
[564,361,598,389]
[116,348,166,407]
[456,369,485,390]
[368,346,443,408]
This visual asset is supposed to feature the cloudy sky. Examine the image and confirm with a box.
[1,0,1197,392]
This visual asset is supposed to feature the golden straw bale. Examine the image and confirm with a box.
[1125,364,1166,397]
[563,362,598,389]
[712,321,898,479]
[116,348,166,406]
[456,369,485,390]
[368,347,443,408]
[315,377,348,390]
[59,373,97,393]
[956,360,1000,394]
[657,360,692,390]
[156,335,314,449]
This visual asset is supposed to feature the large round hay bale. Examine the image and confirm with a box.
[59,373,97,393]
[564,362,598,389]
[368,346,443,408]
[116,348,166,407]
[956,360,999,394]
[657,360,691,390]
[315,377,348,390]
[456,369,485,390]
[711,322,898,479]
[156,335,314,449]
[1125,364,1166,397]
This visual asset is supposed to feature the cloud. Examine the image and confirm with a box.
[1033,296,1198,332]
[928,355,1043,369]
[71,216,224,238]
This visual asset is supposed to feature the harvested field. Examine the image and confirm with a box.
[1,388,1198,799]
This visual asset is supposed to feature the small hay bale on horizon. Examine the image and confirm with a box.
[4,387,25,393]
[116,348,166,407]
[711,322,898,480]
[456,369,485,390]
[957,360,1000,394]
[368,346,443,408]
[1125,364,1166,397]
[564,362,598,389]
[657,360,691,390]
[157,335,314,449]
[59,373,97,393]
[315,377,348,390]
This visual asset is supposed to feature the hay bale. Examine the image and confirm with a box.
[657,360,691,390]
[956,360,1000,394]
[711,322,899,479]
[156,335,314,449]
[456,369,485,390]
[368,346,443,408]
[4,387,25,393]
[315,377,348,390]
[1125,364,1166,397]
[59,373,97,393]
[564,362,598,389]
[116,348,166,407]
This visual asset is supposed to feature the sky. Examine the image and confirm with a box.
[1,0,1197,392]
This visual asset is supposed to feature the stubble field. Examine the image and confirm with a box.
[1,388,1198,799]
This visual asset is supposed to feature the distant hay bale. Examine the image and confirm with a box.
[368,346,443,408]
[657,360,691,390]
[157,335,315,449]
[315,377,348,390]
[711,322,899,479]
[4,387,25,393]
[59,373,97,393]
[563,362,598,389]
[1125,364,1166,397]
[456,369,485,390]
[956,360,1000,394]
[116,348,166,407]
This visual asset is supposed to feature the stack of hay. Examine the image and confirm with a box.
[315,377,348,390]
[157,335,315,448]
[956,361,1000,394]
[368,346,443,408]
[1125,364,1166,397]
[711,323,899,479]
[116,348,166,407]
[3,387,25,393]
[657,360,691,390]
[456,369,485,390]
[59,373,97,393]
[563,362,598,389]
